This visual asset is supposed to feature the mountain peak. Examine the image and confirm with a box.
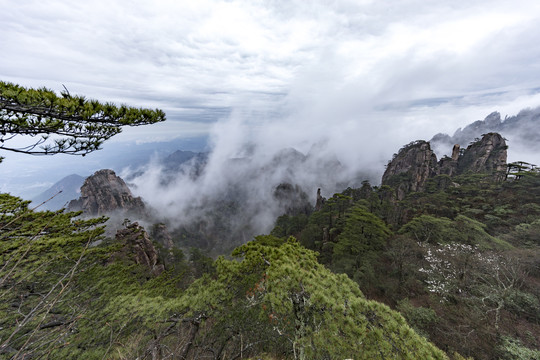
[68,169,146,217]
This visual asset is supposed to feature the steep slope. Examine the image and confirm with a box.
[268,136,540,359]
[457,132,507,181]
[130,147,335,254]
[382,133,508,200]
[382,140,439,199]
[68,169,146,218]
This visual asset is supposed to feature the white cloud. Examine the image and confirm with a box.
[2,0,540,201]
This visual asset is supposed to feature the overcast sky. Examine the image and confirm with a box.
[2,0,540,196]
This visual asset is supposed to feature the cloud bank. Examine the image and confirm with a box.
[2,0,540,208]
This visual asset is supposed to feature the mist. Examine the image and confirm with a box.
[125,73,540,242]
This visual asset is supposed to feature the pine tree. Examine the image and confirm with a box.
[0,81,165,156]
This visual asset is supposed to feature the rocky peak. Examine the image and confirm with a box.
[68,169,145,217]
[451,144,460,161]
[381,140,438,199]
[382,133,508,200]
[484,111,502,128]
[114,222,164,276]
[315,188,326,211]
[457,132,507,182]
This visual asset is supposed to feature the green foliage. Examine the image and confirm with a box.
[287,170,540,359]
[174,236,446,359]
[189,247,216,278]
[0,194,108,357]
[0,193,191,359]
[398,214,509,249]
[499,336,540,360]
[270,213,308,238]
[506,219,540,247]
[0,80,166,155]
[398,215,454,244]
[332,205,392,288]
[397,299,438,338]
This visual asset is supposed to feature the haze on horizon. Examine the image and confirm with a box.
[2,0,540,198]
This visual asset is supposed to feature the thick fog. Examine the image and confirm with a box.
[125,82,540,237]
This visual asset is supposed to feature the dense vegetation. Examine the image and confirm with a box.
[0,193,448,359]
[272,171,540,359]
[3,170,539,359]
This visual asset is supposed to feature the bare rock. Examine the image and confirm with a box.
[68,169,145,217]
[382,141,439,200]
[114,222,164,276]
[382,134,508,200]
[457,133,508,182]
[315,188,326,211]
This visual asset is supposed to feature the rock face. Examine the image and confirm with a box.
[382,140,439,199]
[68,169,145,217]
[457,133,507,182]
[382,133,508,200]
[114,222,164,276]
[315,188,326,211]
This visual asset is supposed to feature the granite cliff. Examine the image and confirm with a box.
[430,107,540,152]
[457,132,507,182]
[68,169,146,217]
[113,222,165,276]
[382,133,507,200]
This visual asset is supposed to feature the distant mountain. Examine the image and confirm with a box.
[31,174,86,210]
[124,145,352,254]
[2,136,209,201]
[161,150,208,179]
[163,150,201,167]
[93,137,208,172]
[430,107,540,153]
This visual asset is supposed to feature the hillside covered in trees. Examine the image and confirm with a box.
[2,131,539,359]
[272,134,540,359]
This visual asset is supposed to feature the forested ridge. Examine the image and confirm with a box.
[2,153,539,359]
[272,166,540,359]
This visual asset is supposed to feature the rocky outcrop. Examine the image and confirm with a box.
[457,133,507,182]
[431,107,540,153]
[68,169,145,217]
[382,133,508,200]
[315,188,326,211]
[114,222,164,276]
[438,144,460,177]
[381,140,439,199]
